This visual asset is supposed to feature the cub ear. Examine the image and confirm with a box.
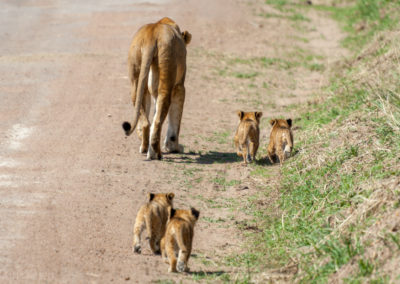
[269,119,277,126]
[287,118,292,127]
[237,110,244,120]
[167,192,175,201]
[168,207,176,219]
[182,31,192,45]
[191,207,200,220]
[255,112,263,121]
[148,193,155,202]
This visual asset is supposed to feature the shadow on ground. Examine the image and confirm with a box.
[195,151,240,164]
[162,151,240,164]
[255,149,300,166]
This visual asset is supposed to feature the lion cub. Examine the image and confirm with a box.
[132,192,174,254]
[234,111,263,164]
[161,207,200,273]
[267,118,293,165]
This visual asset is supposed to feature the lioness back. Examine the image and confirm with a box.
[133,192,174,254]
[122,17,192,160]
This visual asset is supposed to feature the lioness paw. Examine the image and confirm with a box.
[139,145,148,154]
[177,261,186,272]
[168,267,177,273]
[147,147,161,160]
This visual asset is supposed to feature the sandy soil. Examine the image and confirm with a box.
[0,0,346,282]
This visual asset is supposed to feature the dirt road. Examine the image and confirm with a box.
[0,0,346,282]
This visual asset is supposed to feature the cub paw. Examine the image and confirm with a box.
[246,154,252,163]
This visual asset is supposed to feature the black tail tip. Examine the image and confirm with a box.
[122,122,131,135]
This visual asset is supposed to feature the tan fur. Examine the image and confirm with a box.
[122,17,192,160]
[267,118,294,166]
[234,111,263,164]
[160,207,200,273]
[132,192,175,254]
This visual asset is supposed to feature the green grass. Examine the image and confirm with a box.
[232,71,259,79]
[227,0,400,282]
[202,216,226,224]
[259,12,310,22]
[212,175,241,191]
[309,0,399,50]
[191,271,231,282]
[153,280,175,284]
[219,52,326,74]
[264,0,400,50]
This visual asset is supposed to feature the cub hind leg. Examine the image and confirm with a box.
[166,236,178,272]
[250,140,259,162]
[145,215,161,254]
[132,207,146,254]
[267,142,276,164]
[176,230,192,272]
[241,142,250,164]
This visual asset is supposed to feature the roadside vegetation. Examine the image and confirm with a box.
[227,0,400,283]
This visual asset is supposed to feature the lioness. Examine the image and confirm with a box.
[132,192,175,254]
[234,111,263,164]
[160,207,200,273]
[122,17,192,160]
[267,118,293,165]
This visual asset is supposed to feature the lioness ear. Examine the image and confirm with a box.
[191,207,200,220]
[287,118,292,127]
[148,193,155,201]
[270,119,276,126]
[255,112,263,121]
[167,192,175,201]
[182,31,192,45]
[237,110,244,120]
[169,207,176,219]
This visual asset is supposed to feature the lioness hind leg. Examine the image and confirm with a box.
[139,91,151,154]
[164,85,185,153]
[148,92,171,160]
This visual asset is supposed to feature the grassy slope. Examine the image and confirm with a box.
[230,1,400,283]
